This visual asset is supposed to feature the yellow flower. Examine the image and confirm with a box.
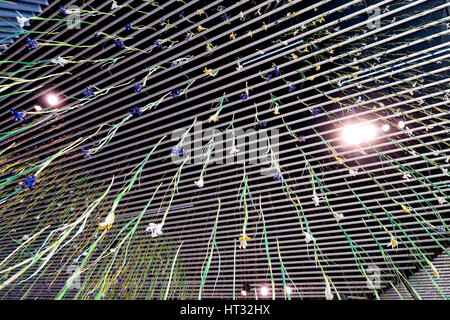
[311,21,316,27]
[273,110,280,115]
[203,67,213,76]
[293,29,299,36]
[292,54,298,60]
[329,49,334,54]
[196,9,205,15]
[359,149,367,155]
[316,65,321,71]
[239,234,251,249]
[431,264,440,278]
[333,97,339,104]
[353,75,358,79]
[262,22,267,30]
[209,115,219,122]
[353,66,360,70]
[303,47,309,53]
[336,157,344,165]
[197,25,205,32]
[401,205,410,213]
[308,76,315,81]
[206,44,212,51]
[356,52,361,56]
[230,32,235,39]
[390,238,398,248]
[99,223,112,231]
[248,31,253,37]
[319,16,325,23]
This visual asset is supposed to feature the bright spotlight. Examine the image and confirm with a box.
[382,124,390,132]
[46,94,59,106]
[260,286,269,296]
[342,123,377,144]
[398,120,405,129]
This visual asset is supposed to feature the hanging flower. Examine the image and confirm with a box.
[130,107,143,116]
[125,24,131,31]
[288,84,296,92]
[437,196,446,205]
[312,195,321,207]
[240,93,248,101]
[387,237,398,248]
[82,86,95,98]
[146,223,163,238]
[273,65,280,76]
[303,231,315,244]
[325,280,333,300]
[311,108,320,116]
[229,32,236,39]
[209,114,219,123]
[20,175,37,190]
[196,9,205,16]
[402,173,412,182]
[98,215,114,230]
[430,263,440,278]
[239,234,250,249]
[230,146,240,155]
[81,148,92,159]
[114,39,124,47]
[133,84,142,93]
[154,40,162,49]
[169,89,181,99]
[274,172,282,181]
[401,204,410,213]
[349,167,358,176]
[203,67,215,76]
[194,178,204,188]
[10,108,26,122]
[170,146,185,157]
[111,0,119,10]
[16,15,28,28]
[336,157,344,165]
[25,37,38,51]
[259,120,267,127]
[334,212,344,221]
[197,25,205,32]
[206,43,214,52]
[51,56,68,66]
